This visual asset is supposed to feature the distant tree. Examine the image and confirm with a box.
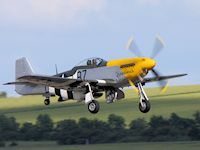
[78,118,93,144]
[169,113,194,140]
[0,92,7,98]
[129,118,148,131]
[145,115,172,141]
[129,118,148,138]
[35,114,54,140]
[0,115,19,141]
[188,111,200,140]
[149,115,169,128]
[107,114,126,142]
[188,125,200,140]
[125,118,149,142]
[169,113,194,129]
[193,111,200,124]
[1,112,200,143]
[108,114,126,129]
[56,119,81,145]
[20,122,39,141]
[79,118,111,144]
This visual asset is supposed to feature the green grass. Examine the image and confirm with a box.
[0,85,200,124]
[1,141,200,150]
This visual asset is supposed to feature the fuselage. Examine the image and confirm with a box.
[57,57,156,83]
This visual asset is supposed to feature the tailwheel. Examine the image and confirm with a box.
[44,98,50,106]
[88,100,100,114]
[139,99,151,113]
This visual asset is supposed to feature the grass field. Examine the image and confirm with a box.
[0,84,200,124]
[1,141,200,150]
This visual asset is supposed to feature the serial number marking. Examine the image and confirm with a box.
[77,70,87,80]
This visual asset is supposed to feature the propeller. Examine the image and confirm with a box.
[151,35,165,59]
[126,35,168,92]
[125,36,143,57]
[151,69,168,92]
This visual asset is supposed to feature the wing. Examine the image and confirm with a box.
[4,75,117,89]
[143,73,187,83]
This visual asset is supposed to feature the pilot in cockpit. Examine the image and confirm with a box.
[87,59,97,66]
[92,59,97,66]
[87,60,92,66]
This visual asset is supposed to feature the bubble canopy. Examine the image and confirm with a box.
[76,57,107,67]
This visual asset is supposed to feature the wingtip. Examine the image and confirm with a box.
[3,83,10,85]
[3,82,16,85]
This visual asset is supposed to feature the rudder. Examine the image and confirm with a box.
[15,57,34,79]
[15,57,45,95]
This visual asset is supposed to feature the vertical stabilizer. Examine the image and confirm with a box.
[15,57,45,95]
[16,57,34,79]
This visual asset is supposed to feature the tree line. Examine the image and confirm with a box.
[0,112,200,145]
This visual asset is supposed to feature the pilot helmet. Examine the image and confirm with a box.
[87,60,92,66]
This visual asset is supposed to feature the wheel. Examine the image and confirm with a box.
[139,99,150,113]
[44,99,50,105]
[88,100,100,114]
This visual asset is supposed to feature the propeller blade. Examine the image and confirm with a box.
[161,82,169,93]
[151,35,165,58]
[125,36,143,57]
[151,69,168,92]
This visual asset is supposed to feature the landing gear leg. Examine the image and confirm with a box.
[85,83,100,114]
[137,82,151,113]
[43,91,51,106]
[43,86,51,106]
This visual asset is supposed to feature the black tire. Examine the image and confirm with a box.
[88,100,100,114]
[139,99,150,113]
[44,99,50,105]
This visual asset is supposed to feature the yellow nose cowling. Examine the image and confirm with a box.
[142,58,156,70]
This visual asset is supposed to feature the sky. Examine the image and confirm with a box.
[0,0,199,96]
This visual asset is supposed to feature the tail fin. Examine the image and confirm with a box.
[15,58,42,95]
[4,57,46,95]
[16,57,35,79]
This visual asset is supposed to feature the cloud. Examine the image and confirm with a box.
[0,0,106,28]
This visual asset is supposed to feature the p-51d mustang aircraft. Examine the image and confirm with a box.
[5,36,187,114]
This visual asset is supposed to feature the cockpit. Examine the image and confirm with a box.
[76,57,107,67]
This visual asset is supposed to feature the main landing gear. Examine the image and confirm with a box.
[85,83,100,114]
[137,82,151,113]
[88,100,100,114]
